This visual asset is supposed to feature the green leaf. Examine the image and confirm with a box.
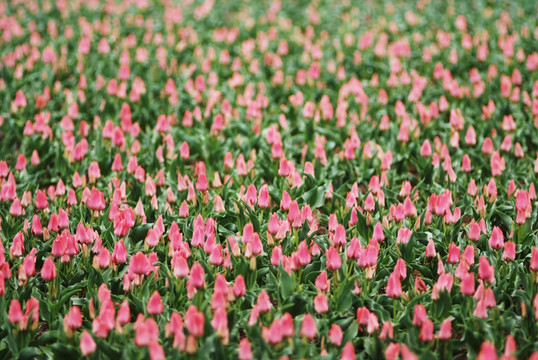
[278,266,293,300]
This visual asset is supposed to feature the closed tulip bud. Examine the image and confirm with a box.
[148,341,164,360]
[364,193,375,212]
[473,298,488,318]
[96,247,111,269]
[333,224,347,247]
[341,342,356,360]
[180,141,190,159]
[255,290,272,313]
[296,240,311,267]
[326,247,342,270]
[397,227,413,245]
[438,318,452,340]
[80,331,97,356]
[280,313,294,338]
[117,300,131,326]
[530,247,538,272]
[8,299,23,325]
[413,304,427,326]
[31,214,43,236]
[67,189,78,206]
[313,293,329,314]
[171,252,189,278]
[515,190,530,211]
[503,241,516,261]
[35,190,48,210]
[112,240,127,264]
[419,319,434,342]
[394,258,407,280]
[400,344,418,360]
[477,341,496,360]
[209,244,223,266]
[131,252,152,276]
[516,208,527,224]
[10,198,22,217]
[262,317,282,345]
[147,291,164,315]
[425,239,436,258]
[64,306,83,335]
[447,242,460,264]
[195,172,208,192]
[186,334,197,354]
[503,335,517,358]
[233,275,246,297]
[211,307,229,344]
[24,297,39,331]
[489,226,504,250]
[315,270,330,292]
[461,272,475,296]
[420,140,432,157]
[300,313,317,339]
[468,220,481,241]
[87,188,105,212]
[386,272,402,298]
[461,245,475,266]
[41,256,56,281]
[190,262,205,289]
[257,184,270,208]
[328,324,343,346]
[372,222,385,242]
[238,338,253,360]
[385,343,400,360]
[380,320,394,340]
[185,305,205,338]
[461,154,472,172]
[478,256,495,284]
[134,316,159,346]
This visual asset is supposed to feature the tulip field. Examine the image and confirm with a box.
[1,0,538,358]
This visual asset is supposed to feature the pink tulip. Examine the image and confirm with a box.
[438,318,452,340]
[326,247,342,270]
[184,306,205,338]
[147,291,164,315]
[80,330,97,356]
[238,338,253,360]
[41,257,56,281]
[386,272,402,298]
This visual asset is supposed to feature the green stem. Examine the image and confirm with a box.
[346,259,354,280]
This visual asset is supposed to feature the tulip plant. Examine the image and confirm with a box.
[0,0,538,359]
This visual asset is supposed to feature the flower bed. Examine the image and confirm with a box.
[1,0,538,358]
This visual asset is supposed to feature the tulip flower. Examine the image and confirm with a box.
[80,331,97,356]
